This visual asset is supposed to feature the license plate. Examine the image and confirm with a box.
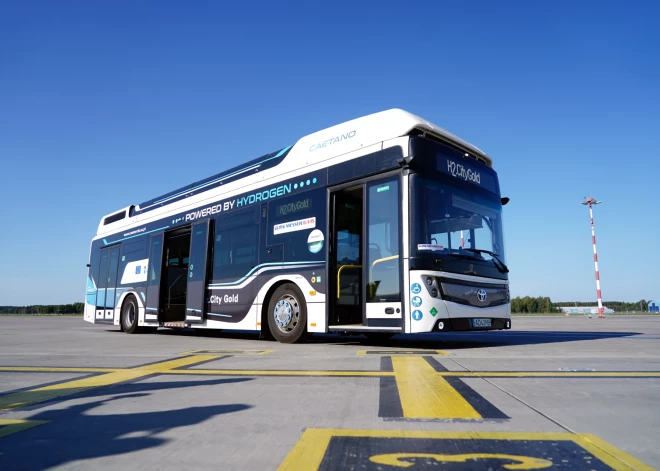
[471,318,492,328]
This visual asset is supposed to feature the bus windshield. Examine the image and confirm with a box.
[411,175,506,271]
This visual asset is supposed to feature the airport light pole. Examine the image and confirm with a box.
[581,197,604,318]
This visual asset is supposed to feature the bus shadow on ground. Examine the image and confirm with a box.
[363,330,643,350]
[144,328,642,350]
[0,381,252,469]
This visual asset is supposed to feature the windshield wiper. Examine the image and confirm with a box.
[463,248,509,273]
[445,252,484,262]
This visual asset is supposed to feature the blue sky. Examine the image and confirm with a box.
[1,0,658,305]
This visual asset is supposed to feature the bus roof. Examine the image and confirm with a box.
[98,109,491,231]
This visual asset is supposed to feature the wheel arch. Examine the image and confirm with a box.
[259,279,295,337]
[116,290,145,329]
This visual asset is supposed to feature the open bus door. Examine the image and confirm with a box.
[328,174,403,331]
[185,220,210,324]
[144,234,164,322]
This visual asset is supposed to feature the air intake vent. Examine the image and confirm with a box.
[103,211,126,225]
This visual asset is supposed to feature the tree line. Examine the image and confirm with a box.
[0,303,84,315]
[511,297,653,313]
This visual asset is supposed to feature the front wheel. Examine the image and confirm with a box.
[267,284,308,343]
[121,295,140,334]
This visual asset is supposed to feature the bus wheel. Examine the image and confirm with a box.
[267,284,308,343]
[121,295,140,334]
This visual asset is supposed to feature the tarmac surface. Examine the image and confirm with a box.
[0,316,659,470]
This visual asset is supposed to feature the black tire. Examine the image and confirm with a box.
[267,284,308,343]
[364,332,395,341]
[121,295,140,334]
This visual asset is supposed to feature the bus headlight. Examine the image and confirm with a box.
[431,288,438,298]
[426,277,433,286]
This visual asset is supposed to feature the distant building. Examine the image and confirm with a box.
[560,306,615,315]
[649,301,660,313]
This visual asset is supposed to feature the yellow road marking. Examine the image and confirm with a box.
[0,419,49,438]
[0,369,147,410]
[0,367,117,373]
[2,365,660,378]
[0,355,217,411]
[369,453,552,469]
[134,355,218,371]
[178,349,275,356]
[356,350,448,356]
[278,429,651,471]
[434,371,660,378]
[392,357,481,419]
[578,433,655,471]
[166,369,393,377]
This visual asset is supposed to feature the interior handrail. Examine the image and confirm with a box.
[337,264,361,299]
[370,255,399,281]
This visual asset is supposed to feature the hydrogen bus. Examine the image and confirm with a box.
[84,109,511,343]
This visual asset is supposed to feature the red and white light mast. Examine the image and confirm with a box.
[581,197,604,318]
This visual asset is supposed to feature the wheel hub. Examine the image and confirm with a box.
[273,295,299,332]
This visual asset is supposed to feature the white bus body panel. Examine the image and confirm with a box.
[408,270,510,333]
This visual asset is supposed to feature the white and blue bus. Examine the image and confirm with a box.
[84,109,511,343]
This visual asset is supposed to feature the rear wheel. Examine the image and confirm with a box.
[121,295,140,334]
[267,284,308,343]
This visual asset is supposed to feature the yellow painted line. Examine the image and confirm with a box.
[578,433,656,471]
[178,350,275,356]
[392,357,481,419]
[1,364,659,378]
[135,355,218,371]
[0,369,148,410]
[165,369,393,377]
[0,355,217,411]
[278,429,651,471]
[0,367,118,373]
[434,371,660,378]
[0,419,49,438]
[356,350,448,356]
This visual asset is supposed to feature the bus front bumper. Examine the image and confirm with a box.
[432,317,511,332]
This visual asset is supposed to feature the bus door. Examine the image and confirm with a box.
[185,220,210,324]
[329,186,363,326]
[364,177,402,328]
[329,175,403,328]
[144,234,164,323]
[95,245,120,322]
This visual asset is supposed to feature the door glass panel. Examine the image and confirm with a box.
[96,249,109,311]
[335,188,362,308]
[329,187,363,326]
[186,222,209,319]
[366,178,400,302]
[105,246,119,309]
[145,234,163,317]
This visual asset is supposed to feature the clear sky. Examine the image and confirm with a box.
[1,0,658,305]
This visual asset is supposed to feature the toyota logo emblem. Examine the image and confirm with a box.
[477,289,487,302]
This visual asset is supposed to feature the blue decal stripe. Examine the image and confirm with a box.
[103,226,169,245]
[209,313,232,317]
[148,145,293,207]
[208,261,323,287]
[186,308,202,312]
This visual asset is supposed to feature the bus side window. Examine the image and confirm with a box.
[211,212,259,282]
